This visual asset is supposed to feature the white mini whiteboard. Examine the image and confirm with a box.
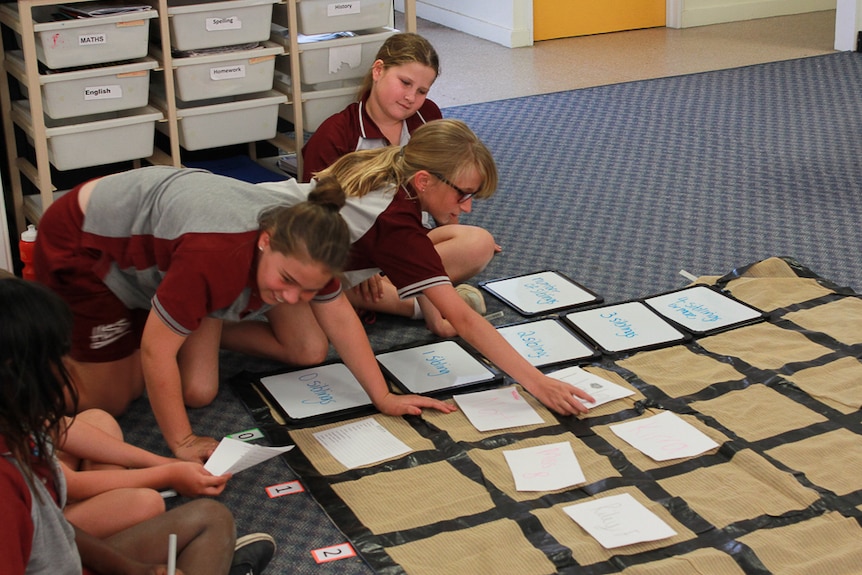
[376,340,498,395]
[480,271,600,316]
[261,363,372,421]
[644,286,765,335]
[564,301,688,354]
[497,318,597,368]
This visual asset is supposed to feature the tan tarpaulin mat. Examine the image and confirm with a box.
[241,257,862,574]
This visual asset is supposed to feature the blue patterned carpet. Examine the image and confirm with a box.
[120,52,862,575]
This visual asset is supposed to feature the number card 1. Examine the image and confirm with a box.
[496,318,598,369]
[563,301,689,355]
[259,362,374,425]
[643,285,766,336]
[376,340,501,396]
[480,270,602,316]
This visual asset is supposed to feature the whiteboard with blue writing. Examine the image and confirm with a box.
[376,340,500,395]
[497,318,597,368]
[480,271,601,316]
[563,301,688,354]
[644,286,765,335]
[261,363,373,421]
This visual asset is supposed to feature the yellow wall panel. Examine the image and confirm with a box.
[534,0,666,40]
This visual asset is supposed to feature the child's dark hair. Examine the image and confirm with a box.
[258,175,350,273]
[0,278,77,488]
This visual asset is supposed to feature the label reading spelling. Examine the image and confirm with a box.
[206,16,242,31]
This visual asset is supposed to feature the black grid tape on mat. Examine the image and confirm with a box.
[236,257,862,575]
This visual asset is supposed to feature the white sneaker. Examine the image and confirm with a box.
[455,284,486,315]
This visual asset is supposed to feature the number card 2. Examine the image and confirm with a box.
[311,543,357,564]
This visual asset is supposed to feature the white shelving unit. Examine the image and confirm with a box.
[0,0,416,237]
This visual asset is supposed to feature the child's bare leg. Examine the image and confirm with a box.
[177,317,222,408]
[66,352,144,416]
[106,498,236,573]
[65,487,166,538]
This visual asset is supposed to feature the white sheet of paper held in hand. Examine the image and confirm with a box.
[313,418,412,469]
[610,411,719,461]
[547,366,634,408]
[204,437,294,476]
[563,493,677,548]
[503,441,586,491]
[453,386,544,432]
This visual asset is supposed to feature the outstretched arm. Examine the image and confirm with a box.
[311,294,457,416]
[61,416,173,469]
[141,311,218,464]
[423,284,595,415]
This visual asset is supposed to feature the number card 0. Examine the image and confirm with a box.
[496,318,598,369]
[643,285,766,336]
[480,270,602,316]
[376,340,501,396]
[563,301,689,355]
[258,363,374,424]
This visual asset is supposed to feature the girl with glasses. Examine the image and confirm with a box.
[257,119,595,416]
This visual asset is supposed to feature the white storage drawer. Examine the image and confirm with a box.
[154,90,286,150]
[162,0,279,51]
[271,26,395,86]
[274,72,358,132]
[152,42,282,101]
[272,0,392,35]
[1,4,156,69]
[8,51,157,119]
[12,101,163,171]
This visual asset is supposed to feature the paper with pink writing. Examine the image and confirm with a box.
[609,411,719,461]
[503,441,586,491]
[547,365,634,408]
[453,386,544,431]
[563,493,677,548]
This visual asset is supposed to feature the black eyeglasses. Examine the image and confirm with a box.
[431,172,476,204]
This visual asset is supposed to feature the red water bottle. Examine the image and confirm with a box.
[19,224,37,281]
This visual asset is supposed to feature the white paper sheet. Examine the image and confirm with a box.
[547,365,635,408]
[453,386,544,432]
[609,411,719,461]
[503,441,586,491]
[313,418,412,469]
[563,493,677,548]
[204,437,293,476]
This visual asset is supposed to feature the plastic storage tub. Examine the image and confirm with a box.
[274,72,358,132]
[153,89,286,150]
[8,51,157,119]
[271,26,395,86]
[272,0,391,35]
[162,0,279,51]
[12,101,163,170]
[1,4,157,69]
[152,42,282,101]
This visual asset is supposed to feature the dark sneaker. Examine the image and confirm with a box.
[229,533,276,575]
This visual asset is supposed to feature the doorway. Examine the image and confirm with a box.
[533,0,666,41]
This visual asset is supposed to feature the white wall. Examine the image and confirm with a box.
[668,0,836,28]
[835,0,862,49]
[395,0,533,47]
[399,0,858,50]
[0,178,13,273]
